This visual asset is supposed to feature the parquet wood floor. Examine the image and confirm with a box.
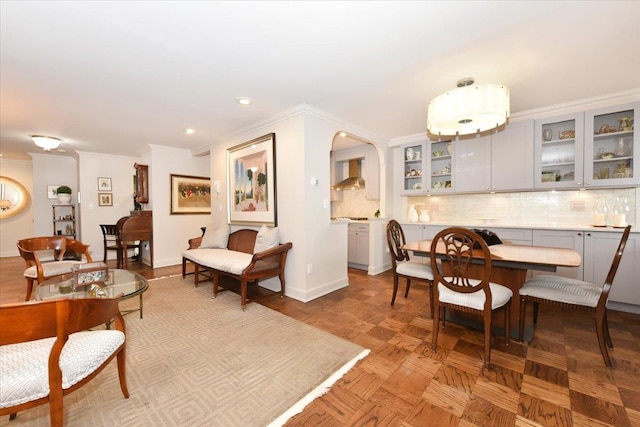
[1,257,639,426]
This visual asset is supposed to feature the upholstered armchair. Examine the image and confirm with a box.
[0,296,129,426]
[17,236,92,301]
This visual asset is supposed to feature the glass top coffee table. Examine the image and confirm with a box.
[37,269,149,319]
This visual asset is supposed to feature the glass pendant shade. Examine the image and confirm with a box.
[427,81,510,136]
[31,135,62,151]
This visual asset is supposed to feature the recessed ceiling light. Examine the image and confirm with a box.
[236,97,252,105]
[339,132,347,137]
[185,128,195,135]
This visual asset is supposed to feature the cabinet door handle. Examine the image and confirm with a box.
[577,232,582,236]
[586,233,591,237]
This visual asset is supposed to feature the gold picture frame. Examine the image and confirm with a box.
[227,133,277,226]
[98,193,113,206]
[170,174,211,214]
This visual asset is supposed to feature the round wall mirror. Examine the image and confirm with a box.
[0,176,31,219]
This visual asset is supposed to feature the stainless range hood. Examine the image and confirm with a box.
[332,159,365,190]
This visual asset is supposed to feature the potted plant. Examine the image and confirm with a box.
[55,185,72,204]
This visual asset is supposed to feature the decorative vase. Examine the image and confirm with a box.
[406,147,415,161]
[57,194,72,204]
[419,210,430,223]
[407,205,418,222]
[543,128,553,141]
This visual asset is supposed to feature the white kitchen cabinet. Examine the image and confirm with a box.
[329,152,343,201]
[531,228,639,309]
[348,223,369,269]
[534,102,639,190]
[455,120,534,193]
[400,142,427,195]
[584,102,639,188]
[534,112,585,189]
[364,144,380,200]
[583,231,640,307]
[429,139,454,193]
[531,229,584,280]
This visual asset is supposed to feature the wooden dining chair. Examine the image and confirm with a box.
[17,236,92,301]
[519,225,631,366]
[430,227,512,369]
[386,220,434,316]
[0,296,129,426]
[100,224,123,267]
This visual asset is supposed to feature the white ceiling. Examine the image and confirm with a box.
[1,1,639,160]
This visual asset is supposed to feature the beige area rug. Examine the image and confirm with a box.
[2,276,368,427]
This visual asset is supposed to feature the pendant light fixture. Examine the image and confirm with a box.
[427,78,510,136]
[31,135,62,151]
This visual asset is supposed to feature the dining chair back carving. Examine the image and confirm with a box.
[17,236,92,301]
[518,225,631,366]
[430,227,512,369]
[386,220,434,315]
[0,295,129,426]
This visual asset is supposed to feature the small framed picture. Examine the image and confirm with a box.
[73,262,109,288]
[47,185,59,199]
[98,177,112,191]
[98,193,113,206]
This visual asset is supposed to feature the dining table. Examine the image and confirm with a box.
[402,239,582,339]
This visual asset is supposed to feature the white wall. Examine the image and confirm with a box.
[0,159,34,257]
[208,105,390,302]
[77,152,142,262]
[30,154,77,237]
[147,145,210,267]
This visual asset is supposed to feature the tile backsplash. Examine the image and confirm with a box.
[331,189,380,219]
[407,188,638,227]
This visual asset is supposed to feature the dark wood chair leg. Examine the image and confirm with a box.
[404,278,411,298]
[595,310,612,366]
[604,309,613,349]
[428,281,434,318]
[390,274,399,305]
[518,296,527,342]
[532,301,539,324]
[484,313,492,369]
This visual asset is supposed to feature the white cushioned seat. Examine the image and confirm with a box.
[0,330,125,408]
[519,275,601,307]
[438,278,513,310]
[182,248,252,275]
[396,261,434,280]
[23,260,85,279]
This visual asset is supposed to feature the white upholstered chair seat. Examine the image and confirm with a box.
[182,248,252,275]
[396,261,434,280]
[23,260,85,280]
[519,275,601,308]
[0,330,125,408]
[438,279,513,310]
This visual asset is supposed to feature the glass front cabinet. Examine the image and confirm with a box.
[535,102,638,189]
[401,142,427,195]
[429,139,453,193]
[584,102,638,188]
[534,113,584,189]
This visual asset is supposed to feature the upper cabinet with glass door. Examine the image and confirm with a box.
[401,142,427,195]
[534,113,584,189]
[429,139,453,193]
[584,102,638,188]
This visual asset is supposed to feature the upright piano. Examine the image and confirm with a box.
[117,210,153,268]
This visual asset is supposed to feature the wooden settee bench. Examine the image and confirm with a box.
[181,229,293,310]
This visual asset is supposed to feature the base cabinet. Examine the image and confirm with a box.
[348,223,369,269]
[532,229,639,308]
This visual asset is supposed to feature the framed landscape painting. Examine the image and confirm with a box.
[170,174,211,214]
[227,133,277,226]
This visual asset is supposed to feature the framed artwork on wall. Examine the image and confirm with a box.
[170,174,211,214]
[98,177,112,191]
[227,133,277,226]
[47,185,59,199]
[98,193,113,206]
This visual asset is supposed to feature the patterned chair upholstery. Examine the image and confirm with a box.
[519,225,632,366]
[0,296,129,426]
[17,236,92,301]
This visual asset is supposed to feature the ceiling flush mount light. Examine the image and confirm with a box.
[31,135,62,151]
[236,97,252,105]
[339,132,347,137]
[185,128,195,135]
[427,77,510,136]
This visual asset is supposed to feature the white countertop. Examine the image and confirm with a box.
[398,220,636,233]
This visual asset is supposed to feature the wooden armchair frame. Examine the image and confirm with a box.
[0,296,129,426]
[17,236,93,301]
